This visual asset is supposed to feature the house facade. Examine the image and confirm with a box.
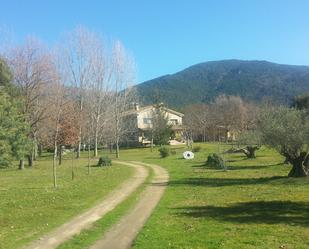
[123,104,184,146]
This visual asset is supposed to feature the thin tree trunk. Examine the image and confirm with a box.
[53,145,57,188]
[19,159,24,170]
[71,148,75,180]
[94,134,98,157]
[88,144,91,174]
[33,141,38,161]
[77,139,81,158]
[38,144,42,157]
[115,140,120,158]
[58,145,62,165]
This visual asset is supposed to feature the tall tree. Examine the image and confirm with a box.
[85,38,113,157]
[112,40,136,158]
[7,37,56,166]
[61,26,98,158]
[0,90,30,169]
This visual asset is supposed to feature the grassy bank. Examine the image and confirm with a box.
[0,153,133,249]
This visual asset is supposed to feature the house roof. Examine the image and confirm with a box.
[123,105,184,117]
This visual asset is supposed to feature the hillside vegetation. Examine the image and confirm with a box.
[135,60,309,109]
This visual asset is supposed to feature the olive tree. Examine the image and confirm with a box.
[237,130,261,158]
[258,107,309,177]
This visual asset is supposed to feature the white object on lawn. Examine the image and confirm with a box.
[183,151,194,159]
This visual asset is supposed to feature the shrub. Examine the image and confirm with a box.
[170,149,177,155]
[192,146,202,153]
[206,153,225,169]
[158,146,170,158]
[98,156,112,167]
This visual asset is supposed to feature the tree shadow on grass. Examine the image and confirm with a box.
[191,163,284,171]
[174,201,309,227]
[168,176,287,187]
[227,163,285,170]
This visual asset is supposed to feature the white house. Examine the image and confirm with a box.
[123,103,184,146]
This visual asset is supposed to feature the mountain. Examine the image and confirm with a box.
[135,60,309,109]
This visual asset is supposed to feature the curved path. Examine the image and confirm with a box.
[24,162,148,249]
[89,162,169,249]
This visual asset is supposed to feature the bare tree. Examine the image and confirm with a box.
[85,39,113,157]
[7,37,55,166]
[111,40,136,158]
[60,26,99,158]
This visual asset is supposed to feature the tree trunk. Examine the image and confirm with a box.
[33,142,38,161]
[27,154,33,167]
[115,141,120,158]
[94,135,98,157]
[88,144,91,174]
[77,141,81,158]
[71,149,75,180]
[38,144,42,157]
[53,146,57,188]
[19,159,24,170]
[58,145,62,165]
[287,153,308,177]
[241,146,259,159]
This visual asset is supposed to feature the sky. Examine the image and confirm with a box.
[1,0,309,83]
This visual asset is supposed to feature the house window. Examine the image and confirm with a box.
[143,118,152,124]
[169,119,178,125]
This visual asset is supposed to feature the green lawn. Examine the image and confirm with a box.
[0,152,133,249]
[117,144,309,249]
[1,144,308,249]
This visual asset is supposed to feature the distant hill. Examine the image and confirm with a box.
[135,60,309,109]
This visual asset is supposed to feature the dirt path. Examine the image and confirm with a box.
[89,162,169,249]
[24,162,148,249]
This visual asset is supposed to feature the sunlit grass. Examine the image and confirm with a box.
[0,153,133,249]
[119,144,309,249]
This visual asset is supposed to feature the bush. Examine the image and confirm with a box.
[206,153,225,169]
[192,146,202,153]
[98,156,112,167]
[158,146,170,158]
[170,149,177,155]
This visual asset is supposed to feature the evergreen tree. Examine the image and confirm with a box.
[152,105,173,146]
[0,90,31,168]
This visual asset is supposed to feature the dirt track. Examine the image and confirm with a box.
[23,162,148,249]
[89,162,169,249]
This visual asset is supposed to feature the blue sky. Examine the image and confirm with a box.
[1,0,309,82]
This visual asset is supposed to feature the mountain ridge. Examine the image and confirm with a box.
[135,59,309,109]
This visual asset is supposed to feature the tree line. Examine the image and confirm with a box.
[0,27,136,178]
[183,94,309,177]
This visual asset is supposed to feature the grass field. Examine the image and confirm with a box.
[1,144,308,249]
[0,152,133,249]
[117,144,309,249]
